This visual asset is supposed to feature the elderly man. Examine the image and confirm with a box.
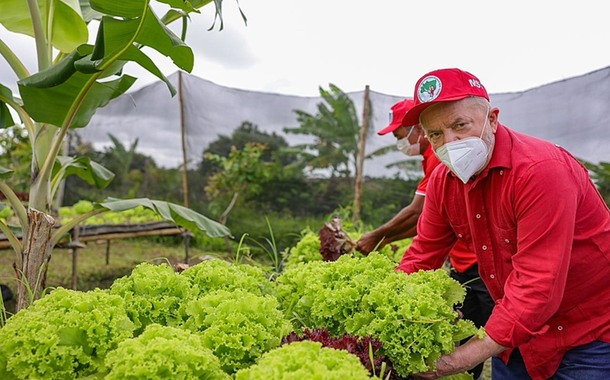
[357,98,493,380]
[396,68,610,380]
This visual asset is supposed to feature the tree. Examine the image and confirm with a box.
[0,0,243,310]
[199,121,296,178]
[284,84,373,179]
[204,143,274,227]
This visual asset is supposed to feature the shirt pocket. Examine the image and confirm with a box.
[450,222,474,253]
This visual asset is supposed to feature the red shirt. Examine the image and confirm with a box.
[397,124,610,380]
[417,146,477,273]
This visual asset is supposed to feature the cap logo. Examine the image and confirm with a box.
[417,75,442,103]
[389,110,394,123]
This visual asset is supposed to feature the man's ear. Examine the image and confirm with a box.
[489,107,500,132]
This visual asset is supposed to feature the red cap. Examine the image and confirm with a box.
[377,99,415,135]
[402,68,489,127]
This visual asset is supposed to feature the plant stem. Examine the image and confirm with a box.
[0,96,36,147]
[36,72,103,203]
[46,0,56,60]
[0,182,29,237]
[49,208,105,247]
[0,39,30,79]
[0,219,23,256]
[26,0,51,71]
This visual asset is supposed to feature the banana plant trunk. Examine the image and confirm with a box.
[16,208,55,311]
[16,122,58,311]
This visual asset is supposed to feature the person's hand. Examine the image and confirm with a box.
[355,231,385,254]
[411,352,471,379]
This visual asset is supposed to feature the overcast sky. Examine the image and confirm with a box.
[1,0,610,98]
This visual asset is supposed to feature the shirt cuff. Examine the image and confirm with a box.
[485,302,550,348]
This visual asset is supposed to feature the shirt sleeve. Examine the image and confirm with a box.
[485,158,581,348]
[396,176,456,274]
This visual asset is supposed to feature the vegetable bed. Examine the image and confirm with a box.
[0,241,478,379]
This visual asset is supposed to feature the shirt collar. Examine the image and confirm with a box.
[486,122,513,171]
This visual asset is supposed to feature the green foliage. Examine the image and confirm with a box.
[284,83,373,178]
[0,125,30,193]
[201,121,295,171]
[57,203,162,225]
[182,259,273,297]
[281,222,412,269]
[0,287,135,380]
[181,289,293,374]
[104,324,230,380]
[234,340,371,380]
[282,229,322,271]
[204,142,274,218]
[0,204,14,219]
[275,254,476,377]
[109,263,192,333]
[351,270,475,375]
[276,253,396,334]
[72,199,94,214]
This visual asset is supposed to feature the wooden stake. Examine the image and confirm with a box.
[353,85,370,221]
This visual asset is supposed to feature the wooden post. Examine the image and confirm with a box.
[183,230,195,264]
[71,226,80,290]
[105,239,111,265]
[71,248,77,290]
[353,85,370,221]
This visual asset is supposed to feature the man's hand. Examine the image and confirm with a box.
[411,352,470,379]
[411,335,507,379]
[355,231,386,254]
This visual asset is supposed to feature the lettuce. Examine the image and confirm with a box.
[182,259,273,297]
[110,263,192,333]
[234,340,371,380]
[0,288,135,380]
[181,289,293,374]
[104,324,230,380]
[276,252,396,334]
[350,269,476,375]
[282,229,322,271]
[281,328,397,378]
[275,254,476,377]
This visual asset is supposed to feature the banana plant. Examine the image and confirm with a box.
[0,0,244,310]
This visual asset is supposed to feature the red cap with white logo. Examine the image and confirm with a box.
[402,68,489,127]
[378,99,415,135]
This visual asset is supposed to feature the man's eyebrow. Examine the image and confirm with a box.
[449,116,472,127]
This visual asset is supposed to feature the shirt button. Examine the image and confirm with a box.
[458,234,463,238]
[482,245,488,250]
[557,326,563,331]
[476,214,481,219]
[500,170,504,175]
[490,274,495,279]
[504,239,510,244]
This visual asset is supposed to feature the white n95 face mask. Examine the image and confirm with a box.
[434,114,490,183]
[396,127,421,156]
